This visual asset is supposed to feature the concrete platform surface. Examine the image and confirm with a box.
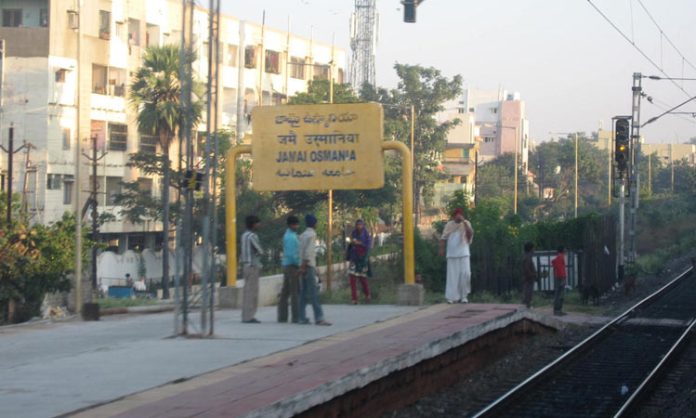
[69,304,560,418]
[0,304,417,418]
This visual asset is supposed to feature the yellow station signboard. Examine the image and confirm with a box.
[250,103,384,191]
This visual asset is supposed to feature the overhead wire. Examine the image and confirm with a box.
[642,91,696,125]
[586,0,695,99]
[636,0,696,74]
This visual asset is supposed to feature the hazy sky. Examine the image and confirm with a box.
[221,0,696,143]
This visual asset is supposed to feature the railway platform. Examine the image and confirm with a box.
[69,304,560,418]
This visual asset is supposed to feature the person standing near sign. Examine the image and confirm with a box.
[346,219,372,304]
[551,246,567,316]
[298,214,332,326]
[241,215,263,324]
[439,208,474,304]
[278,216,301,323]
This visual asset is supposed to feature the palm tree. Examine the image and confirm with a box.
[130,45,199,299]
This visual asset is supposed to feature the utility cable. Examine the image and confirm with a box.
[636,0,696,74]
[642,94,696,127]
[586,0,694,99]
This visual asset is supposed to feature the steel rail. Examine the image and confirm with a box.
[472,265,694,418]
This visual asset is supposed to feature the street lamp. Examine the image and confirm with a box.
[550,131,579,218]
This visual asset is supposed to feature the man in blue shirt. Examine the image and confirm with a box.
[278,216,301,323]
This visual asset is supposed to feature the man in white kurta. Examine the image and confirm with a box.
[439,208,474,303]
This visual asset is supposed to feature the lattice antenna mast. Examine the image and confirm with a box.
[349,0,378,91]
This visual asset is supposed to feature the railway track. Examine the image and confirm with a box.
[473,265,696,418]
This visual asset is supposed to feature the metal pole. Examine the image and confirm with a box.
[574,132,578,218]
[209,0,221,336]
[199,0,216,335]
[670,144,674,193]
[91,135,98,292]
[257,11,265,106]
[513,128,518,215]
[236,22,245,142]
[6,125,12,225]
[326,59,335,291]
[607,136,612,206]
[74,5,83,314]
[618,180,625,282]
[410,104,415,214]
[628,72,642,264]
[648,153,651,196]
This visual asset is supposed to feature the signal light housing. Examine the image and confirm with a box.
[614,118,630,171]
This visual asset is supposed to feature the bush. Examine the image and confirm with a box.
[1,213,78,324]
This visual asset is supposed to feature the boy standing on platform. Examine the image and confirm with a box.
[298,214,332,326]
[278,216,301,323]
[522,242,537,308]
[551,246,567,316]
[241,215,263,324]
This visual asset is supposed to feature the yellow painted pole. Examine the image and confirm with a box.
[225,144,252,287]
[382,141,415,285]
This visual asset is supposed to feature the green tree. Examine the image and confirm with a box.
[367,64,463,222]
[288,79,360,105]
[0,210,79,324]
[129,45,202,298]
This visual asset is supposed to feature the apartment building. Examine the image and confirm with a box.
[0,0,346,251]
[435,88,529,205]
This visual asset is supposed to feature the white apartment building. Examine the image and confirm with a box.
[0,0,346,251]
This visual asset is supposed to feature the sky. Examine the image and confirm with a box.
[220,0,696,144]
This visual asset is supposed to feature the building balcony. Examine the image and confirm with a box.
[0,27,49,57]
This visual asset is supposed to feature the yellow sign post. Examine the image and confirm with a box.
[225,103,416,299]
[251,103,384,191]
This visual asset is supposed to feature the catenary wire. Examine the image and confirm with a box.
[586,0,695,100]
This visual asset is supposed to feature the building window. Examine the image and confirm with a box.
[222,87,237,115]
[47,174,62,190]
[40,8,48,27]
[290,57,305,79]
[55,69,67,83]
[92,64,107,94]
[109,123,128,151]
[146,24,159,47]
[128,18,140,46]
[244,46,257,69]
[490,107,497,114]
[63,175,74,205]
[108,67,127,97]
[225,44,238,67]
[313,63,329,81]
[106,177,123,205]
[264,50,280,74]
[2,9,22,27]
[139,133,158,153]
[62,128,71,150]
[138,178,153,194]
[99,10,110,40]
